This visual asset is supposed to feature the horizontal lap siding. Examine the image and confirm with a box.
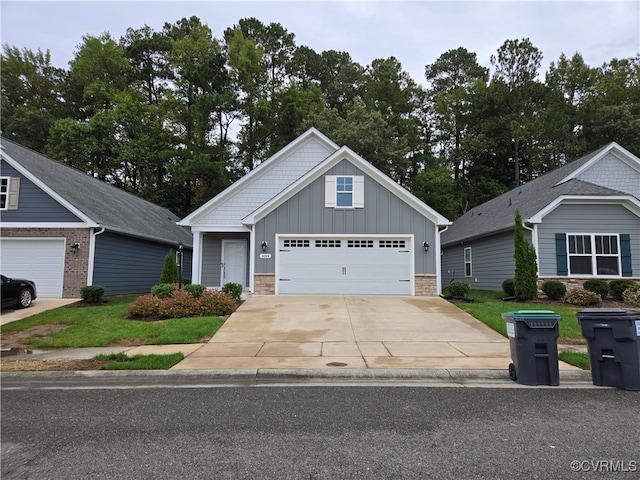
[538,203,640,276]
[254,159,435,275]
[0,160,81,222]
[93,232,191,295]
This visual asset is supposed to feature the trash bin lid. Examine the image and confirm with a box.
[577,308,640,320]
[502,310,561,318]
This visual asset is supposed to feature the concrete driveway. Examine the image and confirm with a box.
[174,295,529,371]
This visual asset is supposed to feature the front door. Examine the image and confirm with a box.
[221,240,247,288]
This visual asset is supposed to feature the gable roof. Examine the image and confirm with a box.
[441,142,640,245]
[1,138,192,246]
[179,127,340,228]
[243,145,450,226]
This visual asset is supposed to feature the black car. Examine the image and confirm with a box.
[1,274,37,309]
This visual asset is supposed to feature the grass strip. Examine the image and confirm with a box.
[558,351,590,370]
[94,352,184,370]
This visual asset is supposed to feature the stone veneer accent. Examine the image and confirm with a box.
[538,277,640,292]
[1,227,91,298]
[414,274,438,296]
[253,273,275,295]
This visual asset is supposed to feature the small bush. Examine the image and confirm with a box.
[583,279,609,300]
[199,290,237,316]
[150,283,176,299]
[444,281,471,297]
[184,284,205,298]
[222,282,243,303]
[609,279,636,300]
[541,280,566,300]
[158,289,199,319]
[622,284,640,307]
[563,288,602,306]
[127,294,162,318]
[80,285,105,303]
[502,279,515,297]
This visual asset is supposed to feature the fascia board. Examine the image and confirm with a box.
[179,128,340,226]
[528,195,640,223]
[243,146,451,226]
[0,222,90,228]
[1,153,98,227]
[556,143,640,185]
[190,225,251,233]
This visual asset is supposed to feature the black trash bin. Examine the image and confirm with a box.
[577,308,640,391]
[502,310,561,386]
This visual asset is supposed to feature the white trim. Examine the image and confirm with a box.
[527,195,640,224]
[191,225,251,233]
[191,232,203,284]
[0,222,90,228]
[1,152,99,226]
[249,224,256,293]
[87,227,105,286]
[566,232,622,277]
[244,147,451,226]
[179,128,340,226]
[557,142,640,185]
[0,176,8,210]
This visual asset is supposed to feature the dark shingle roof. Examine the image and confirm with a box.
[1,138,191,246]
[441,144,626,245]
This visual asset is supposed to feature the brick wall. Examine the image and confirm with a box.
[253,273,275,295]
[415,274,438,296]
[1,227,91,297]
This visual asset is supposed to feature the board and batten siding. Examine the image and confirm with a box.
[0,160,82,223]
[201,232,250,288]
[537,203,640,277]
[253,159,436,275]
[441,230,520,291]
[93,232,192,295]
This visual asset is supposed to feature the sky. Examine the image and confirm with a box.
[1,0,639,86]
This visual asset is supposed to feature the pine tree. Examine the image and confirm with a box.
[159,249,179,284]
[513,209,538,300]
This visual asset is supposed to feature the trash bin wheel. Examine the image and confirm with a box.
[508,363,517,382]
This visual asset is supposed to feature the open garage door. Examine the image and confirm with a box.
[276,236,413,295]
[0,238,65,298]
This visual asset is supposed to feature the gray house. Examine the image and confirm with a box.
[180,128,450,295]
[441,142,640,291]
[0,138,192,298]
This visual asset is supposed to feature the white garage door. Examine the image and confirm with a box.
[0,239,65,298]
[277,236,413,295]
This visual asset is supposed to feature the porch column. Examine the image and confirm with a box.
[191,231,203,284]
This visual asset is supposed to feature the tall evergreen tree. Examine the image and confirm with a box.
[513,209,538,301]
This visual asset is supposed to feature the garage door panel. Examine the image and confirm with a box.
[0,239,65,298]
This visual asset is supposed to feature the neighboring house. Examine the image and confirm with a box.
[441,142,640,292]
[0,138,192,298]
[179,128,450,295]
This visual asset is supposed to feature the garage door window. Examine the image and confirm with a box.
[283,239,310,247]
[379,240,406,248]
[348,240,374,248]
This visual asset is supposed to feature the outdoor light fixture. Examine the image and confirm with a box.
[422,241,430,253]
[71,242,80,254]
[261,241,268,252]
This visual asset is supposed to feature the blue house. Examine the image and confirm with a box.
[441,143,640,292]
[0,138,192,298]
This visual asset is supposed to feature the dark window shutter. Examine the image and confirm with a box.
[620,234,632,277]
[555,233,568,276]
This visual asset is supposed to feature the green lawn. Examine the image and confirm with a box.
[94,352,185,370]
[0,295,225,348]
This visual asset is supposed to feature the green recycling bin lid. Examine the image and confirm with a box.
[502,310,560,318]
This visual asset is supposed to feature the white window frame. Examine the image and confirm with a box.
[325,175,364,208]
[567,233,621,276]
[464,247,472,277]
[0,177,8,210]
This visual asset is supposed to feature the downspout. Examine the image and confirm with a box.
[87,227,105,286]
[523,222,539,277]
[436,225,450,295]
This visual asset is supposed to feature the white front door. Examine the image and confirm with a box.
[221,240,247,288]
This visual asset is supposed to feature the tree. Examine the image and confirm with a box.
[513,209,538,301]
[160,250,179,284]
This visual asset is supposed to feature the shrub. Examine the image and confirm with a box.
[541,280,566,300]
[563,288,602,306]
[127,294,162,318]
[583,279,609,300]
[444,281,470,297]
[80,285,105,303]
[502,279,515,297]
[622,284,640,307]
[513,209,538,301]
[150,283,176,299]
[184,284,205,298]
[199,290,237,316]
[609,279,637,300]
[159,250,179,284]
[158,290,198,319]
[222,282,243,303]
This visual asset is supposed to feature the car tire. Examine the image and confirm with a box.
[17,288,33,309]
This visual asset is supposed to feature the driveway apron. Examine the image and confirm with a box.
[173,295,579,371]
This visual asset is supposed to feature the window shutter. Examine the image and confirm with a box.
[7,177,20,210]
[620,234,632,277]
[555,233,568,275]
[324,176,336,207]
[353,176,364,208]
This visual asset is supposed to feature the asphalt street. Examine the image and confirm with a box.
[2,377,639,479]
